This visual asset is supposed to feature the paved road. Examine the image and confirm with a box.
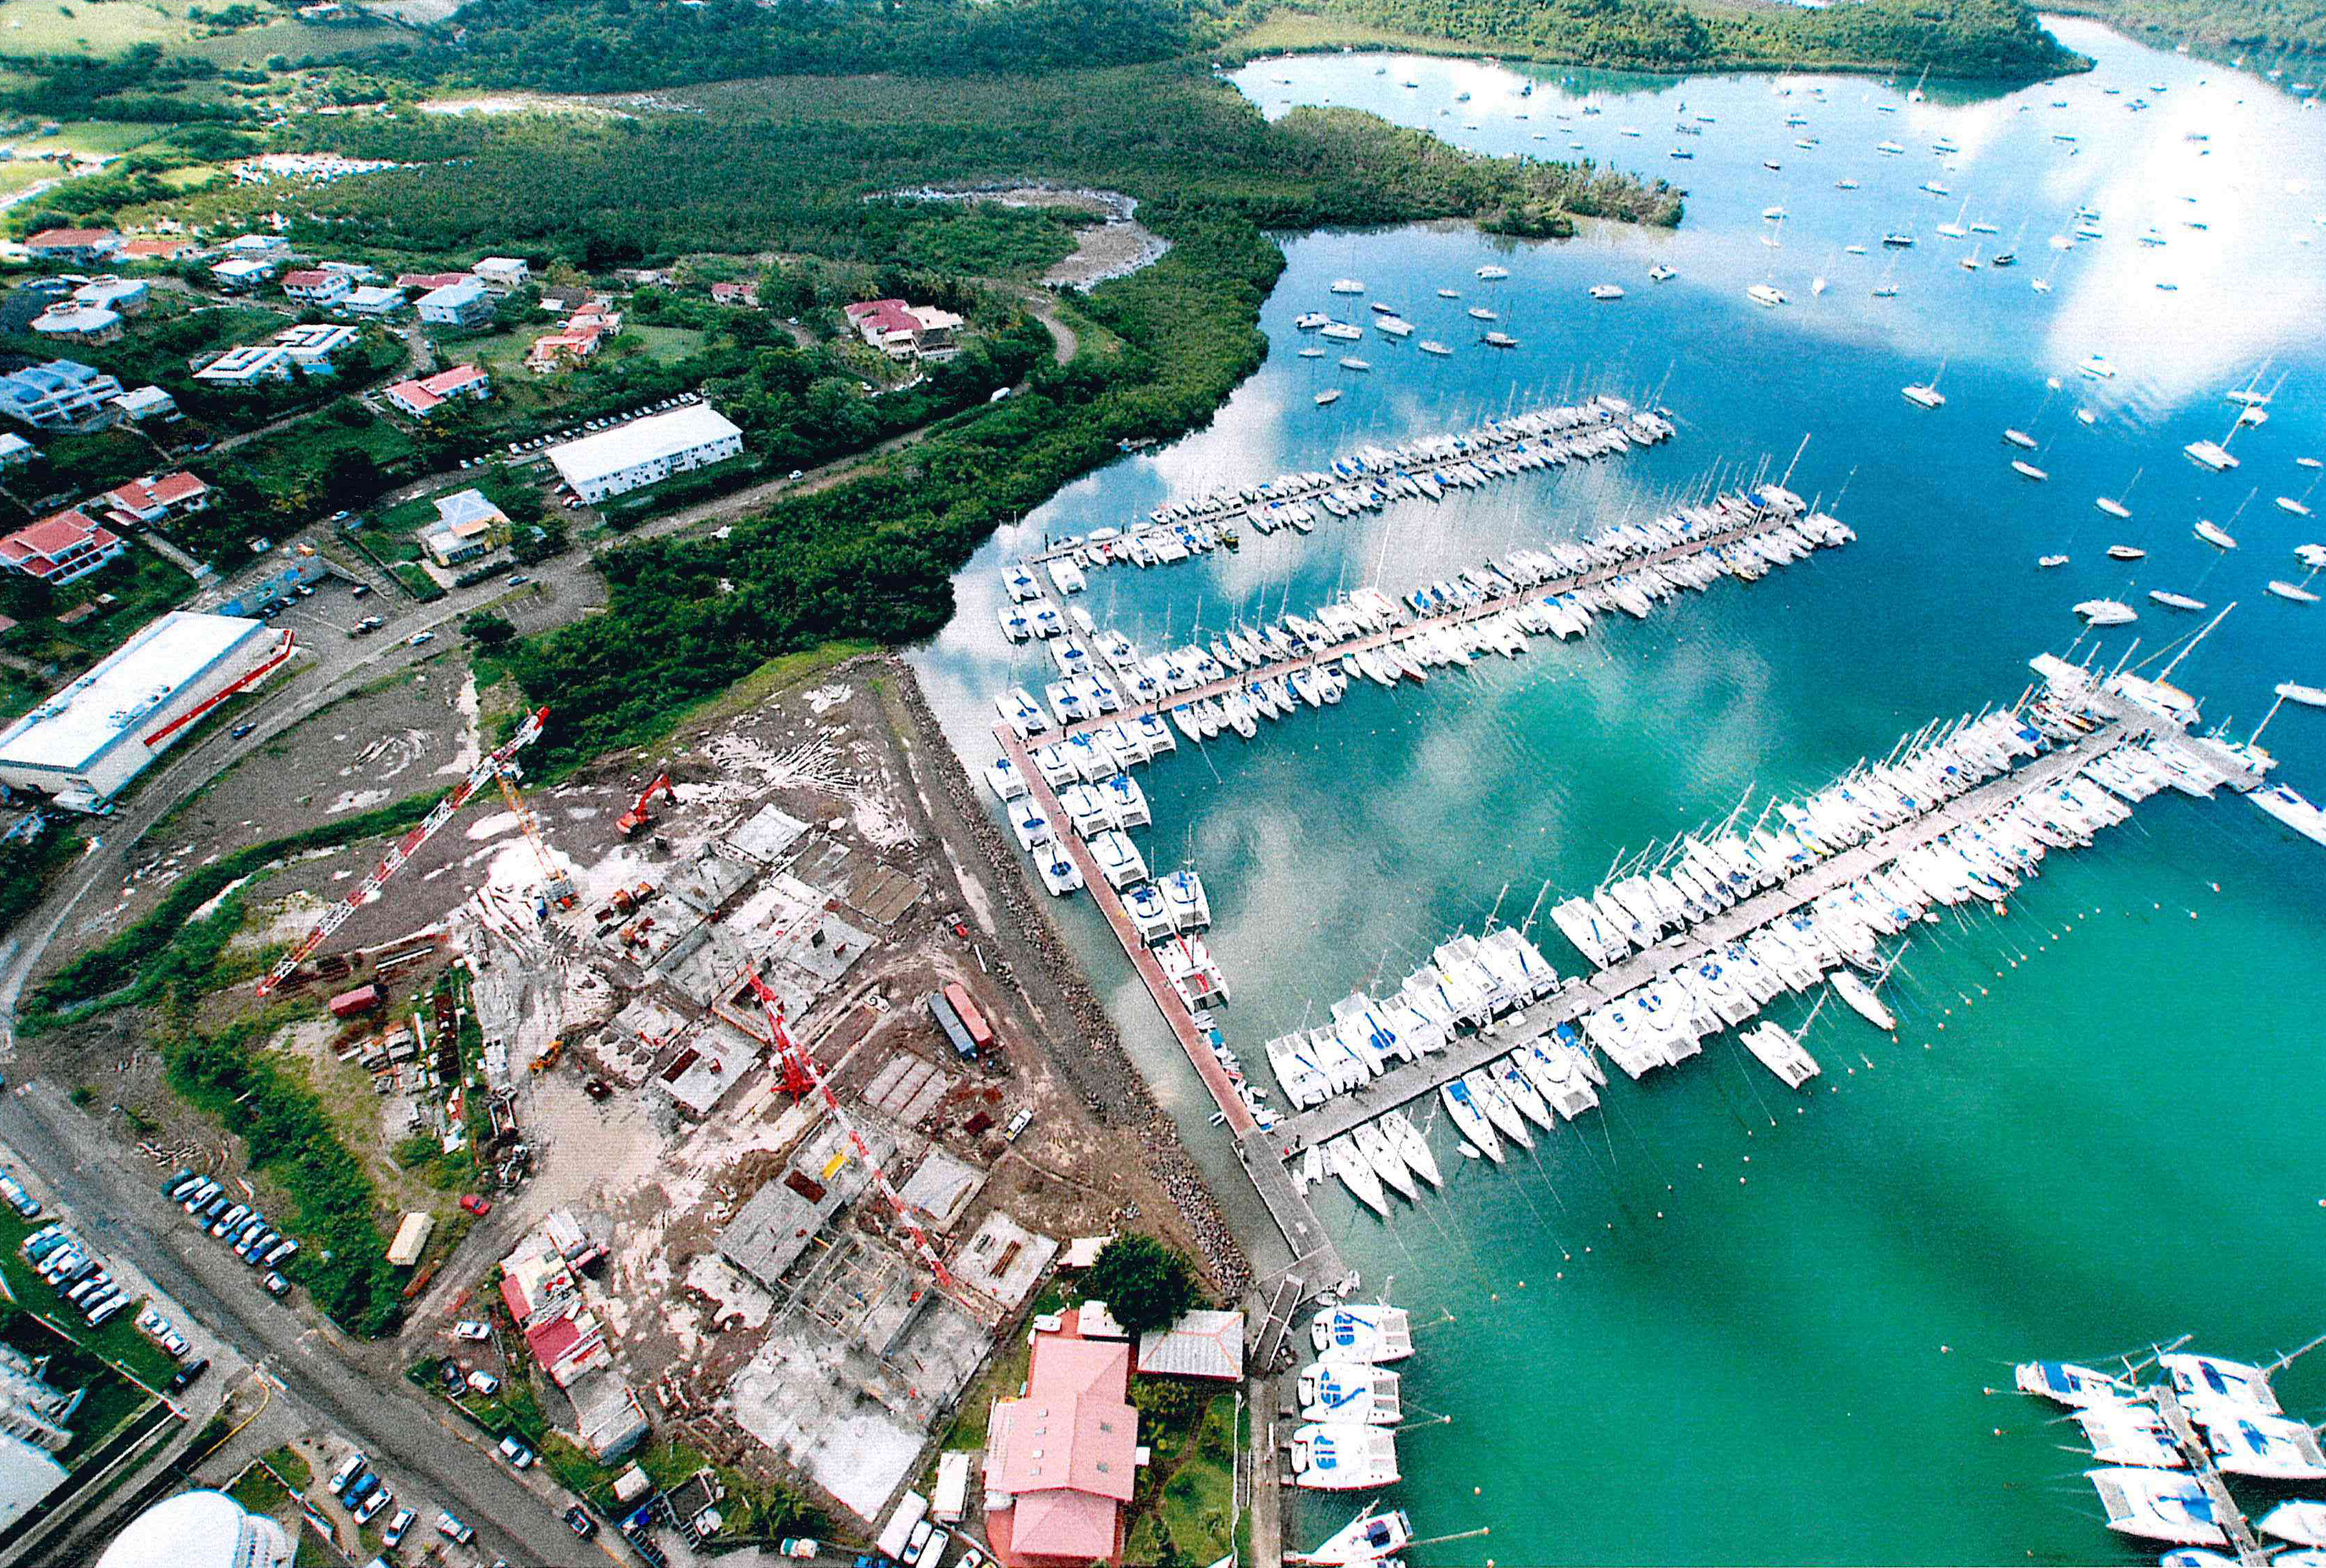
[0,1085,603,1568]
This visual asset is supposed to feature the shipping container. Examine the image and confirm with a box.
[941,981,993,1048]
[327,984,382,1019]
[926,992,977,1060]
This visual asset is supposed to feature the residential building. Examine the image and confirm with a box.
[472,256,530,291]
[395,271,471,291]
[23,227,119,264]
[0,433,33,467]
[549,404,744,504]
[219,233,290,259]
[384,363,491,419]
[280,268,350,305]
[709,280,759,307]
[99,471,208,527]
[210,257,277,292]
[117,237,193,262]
[0,360,124,429]
[273,322,358,369]
[843,298,964,361]
[28,304,122,344]
[340,284,407,317]
[536,284,596,315]
[72,277,148,315]
[525,328,603,373]
[0,612,294,811]
[416,277,494,328]
[192,346,295,386]
[420,489,509,565]
[112,384,177,422]
[316,260,378,282]
[982,1323,1140,1567]
[1,509,126,586]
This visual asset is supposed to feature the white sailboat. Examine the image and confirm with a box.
[1830,969,1895,1031]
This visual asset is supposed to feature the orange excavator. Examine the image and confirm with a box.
[616,773,673,838]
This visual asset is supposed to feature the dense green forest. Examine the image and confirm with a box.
[380,0,1236,92]
[2051,0,2325,54]
[1300,0,2085,76]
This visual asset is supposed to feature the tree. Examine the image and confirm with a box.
[462,611,515,647]
[1082,1233,1198,1337]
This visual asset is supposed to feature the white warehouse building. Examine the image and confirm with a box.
[549,403,744,504]
[96,1489,291,1568]
[0,612,295,812]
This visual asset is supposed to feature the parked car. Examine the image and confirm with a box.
[458,1194,491,1217]
[180,1179,220,1214]
[327,1451,368,1496]
[262,1239,300,1268]
[0,1173,44,1219]
[408,631,435,647]
[229,723,256,740]
[779,1539,820,1560]
[383,1508,417,1547]
[902,1521,933,1566]
[260,1271,292,1299]
[453,1321,491,1342]
[497,1435,535,1469]
[163,1171,202,1202]
[436,1510,476,1545]
[87,1298,126,1328]
[210,1203,251,1239]
[343,1469,379,1508]
[350,583,371,598]
[564,1505,598,1540]
[168,1357,208,1392]
[352,1487,391,1526]
[465,1370,500,1397]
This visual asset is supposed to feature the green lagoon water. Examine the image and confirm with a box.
[912,21,2326,1562]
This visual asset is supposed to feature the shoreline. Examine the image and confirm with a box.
[887,654,1255,1302]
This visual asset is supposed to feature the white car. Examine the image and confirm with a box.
[351,1487,392,1526]
[453,1320,491,1342]
[408,631,436,647]
[383,1508,417,1547]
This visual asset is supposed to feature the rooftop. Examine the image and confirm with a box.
[549,404,741,489]
[0,612,267,772]
[1134,1309,1245,1382]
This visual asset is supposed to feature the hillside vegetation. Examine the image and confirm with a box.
[1294,0,2088,76]
[2049,0,2326,57]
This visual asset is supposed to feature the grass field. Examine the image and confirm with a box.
[625,324,707,364]
[0,0,400,63]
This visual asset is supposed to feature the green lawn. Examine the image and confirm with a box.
[9,119,174,158]
[625,325,707,364]
[1155,1395,1239,1564]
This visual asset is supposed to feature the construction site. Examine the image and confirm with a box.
[10,647,1225,1540]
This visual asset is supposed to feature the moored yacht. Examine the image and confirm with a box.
[2195,519,2236,549]
[1830,969,1896,1030]
[1297,1363,1404,1427]
[1291,1424,1400,1491]
[1311,1303,1414,1362]
[2016,1359,2140,1407]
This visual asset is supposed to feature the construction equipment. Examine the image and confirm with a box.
[737,968,995,1322]
[255,708,555,997]
[616,774,673,839]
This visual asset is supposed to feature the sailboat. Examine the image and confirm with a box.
[1903,361,1947,409]
[2096,467,2141,519]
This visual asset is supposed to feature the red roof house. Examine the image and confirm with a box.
[24,227,120,261]
[118,237,193,262]
[0,508,126,586]
[384,363,492,418]
[395,271,473,291]
[984,1327,1139,1567]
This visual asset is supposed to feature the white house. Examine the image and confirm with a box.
[473,256,531,292]
[210,257,277,292]
[0,360,124,429]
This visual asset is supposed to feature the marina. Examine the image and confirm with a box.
[911,19,2326,1563]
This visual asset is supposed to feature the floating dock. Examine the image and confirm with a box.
[1048,498,1833,745]
[1271,670,2258,1157]
[992,719,1349,1289]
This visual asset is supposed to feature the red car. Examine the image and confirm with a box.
[458,1194,492,1217]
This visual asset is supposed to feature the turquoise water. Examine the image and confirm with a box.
[913,21,2326,1562]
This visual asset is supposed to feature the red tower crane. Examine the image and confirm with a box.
[737,968,995,1320]
[255,707,554,997]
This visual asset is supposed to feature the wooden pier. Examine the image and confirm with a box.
[993,721,1349,1288]
[1269,680,2241,1156]
[1043,502,1833,745]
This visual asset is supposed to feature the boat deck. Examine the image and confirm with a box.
[993,721,1349,1289]
[1049,502,1824,745]
[1275,687,2193,1155]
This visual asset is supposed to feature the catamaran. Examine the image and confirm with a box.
[1297,1362,1403,1427]
[2086,1469,2228,1547]
[2161,1352,2282,1412]
[1902,362,1947,409]
[1739,1021,1821,1088]
[1311,1304,1414,1362]
[1286,1505,1415,1566]
[2258,1502,2326,1548]
[1291,1424,1400,1491]
[2016,1359,2140,1407]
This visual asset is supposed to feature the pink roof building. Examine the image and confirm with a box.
[984,1329,1138,1567]
[0,509,125,585]
[99,470,208,525]
[395,271,473,291]
[384,363,492,418]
